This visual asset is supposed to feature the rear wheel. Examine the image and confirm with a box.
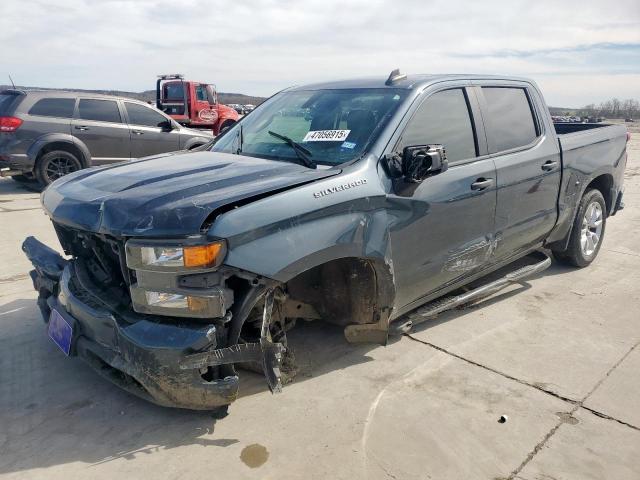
[553,188,606,267]
[35,150,82,186]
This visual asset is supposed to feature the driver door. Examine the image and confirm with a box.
[192,84,218,125]
[386,87,498,309]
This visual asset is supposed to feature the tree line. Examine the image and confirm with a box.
[576,98,639,119]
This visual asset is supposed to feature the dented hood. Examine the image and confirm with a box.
[41,151,339,237]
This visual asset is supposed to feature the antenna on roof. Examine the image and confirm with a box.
[8,74,16,88]
[385,68,406,86]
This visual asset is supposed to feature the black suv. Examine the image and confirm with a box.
[0,90,213,186]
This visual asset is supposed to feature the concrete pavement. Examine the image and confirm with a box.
[0,134,639,479]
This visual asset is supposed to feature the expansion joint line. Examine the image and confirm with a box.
[403,334,640,479]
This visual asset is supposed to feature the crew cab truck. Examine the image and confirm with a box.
[23,72,628,411]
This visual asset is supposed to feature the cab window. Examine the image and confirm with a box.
[481,87,538,152]
[398,88,477,163]
[195,85,208,102]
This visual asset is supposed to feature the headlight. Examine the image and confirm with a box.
[124,238,231,318]
[126,239,226,271]
[129,287,232,318]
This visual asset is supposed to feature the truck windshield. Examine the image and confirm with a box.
[211,88,408,166]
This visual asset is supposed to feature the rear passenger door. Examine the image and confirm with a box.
[476,84,561,260]
[123,102,180,158]
[72,98,130,164]
[387,86,498,308]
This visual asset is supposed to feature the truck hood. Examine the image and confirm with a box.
[41,151,340,237]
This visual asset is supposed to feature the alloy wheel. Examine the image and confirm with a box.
[580,201,603,257]
[44,156,79,182]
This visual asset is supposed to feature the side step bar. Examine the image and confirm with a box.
[389,252,552,335]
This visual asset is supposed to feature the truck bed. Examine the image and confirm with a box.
[555,122,628,155]
[554,122,612,135]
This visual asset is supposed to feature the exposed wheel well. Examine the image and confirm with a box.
[284,257,378,327]
[37,142,86,168]
[585,174,613,215]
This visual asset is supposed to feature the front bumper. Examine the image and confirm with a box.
[57,266,239,410]
[23,237,240,410]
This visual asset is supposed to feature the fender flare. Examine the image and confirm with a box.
[26,133,91,168]
[546,166,615,251]
[182,137,211,150]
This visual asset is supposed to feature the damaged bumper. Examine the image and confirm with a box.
[22,236,284,410]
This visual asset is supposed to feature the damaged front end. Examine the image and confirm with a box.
[22,229,289,411]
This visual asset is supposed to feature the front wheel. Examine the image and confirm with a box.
[553,188,606,267]
[35,150,82,186]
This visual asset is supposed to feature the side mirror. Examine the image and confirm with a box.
[384,144,448,182]
[159,120,175,132]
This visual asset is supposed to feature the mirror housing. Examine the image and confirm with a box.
[160,120,175,132]
[384,144,448,182]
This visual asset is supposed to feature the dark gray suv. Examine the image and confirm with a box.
[0,90,213,186]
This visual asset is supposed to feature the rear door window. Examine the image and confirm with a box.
[28,98,76,118]
[78,99,122,123]
[125,102,170,128]
[481,87,538,152]
[399,88,477,163]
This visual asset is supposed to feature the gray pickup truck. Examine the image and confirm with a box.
[23,72,628,411]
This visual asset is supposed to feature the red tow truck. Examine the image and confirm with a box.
[156,74,239,135]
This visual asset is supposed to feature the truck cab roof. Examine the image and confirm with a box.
[286,73,534,92]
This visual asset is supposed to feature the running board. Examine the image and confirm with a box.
[389,252,552,335]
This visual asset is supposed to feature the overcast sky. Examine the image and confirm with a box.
[1,0,639,106]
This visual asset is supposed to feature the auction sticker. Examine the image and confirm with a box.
[303,130,350,142]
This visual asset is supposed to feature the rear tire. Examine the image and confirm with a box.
[552,188,606,267]
[35,150,82,186]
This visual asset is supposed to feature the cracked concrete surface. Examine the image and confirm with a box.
[0,133,638,479]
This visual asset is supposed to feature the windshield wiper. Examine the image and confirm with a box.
[236,123,244,154]
[268,130,317,169]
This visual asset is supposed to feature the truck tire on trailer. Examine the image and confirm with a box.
[35,150,83,187]
[553,188,607,267]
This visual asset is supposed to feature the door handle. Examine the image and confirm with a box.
[541,160,558,171]
[132,130,144,135]
[470,178,494,191]
[74,125,89,131]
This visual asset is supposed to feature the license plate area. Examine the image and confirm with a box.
[48,307,74,356]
